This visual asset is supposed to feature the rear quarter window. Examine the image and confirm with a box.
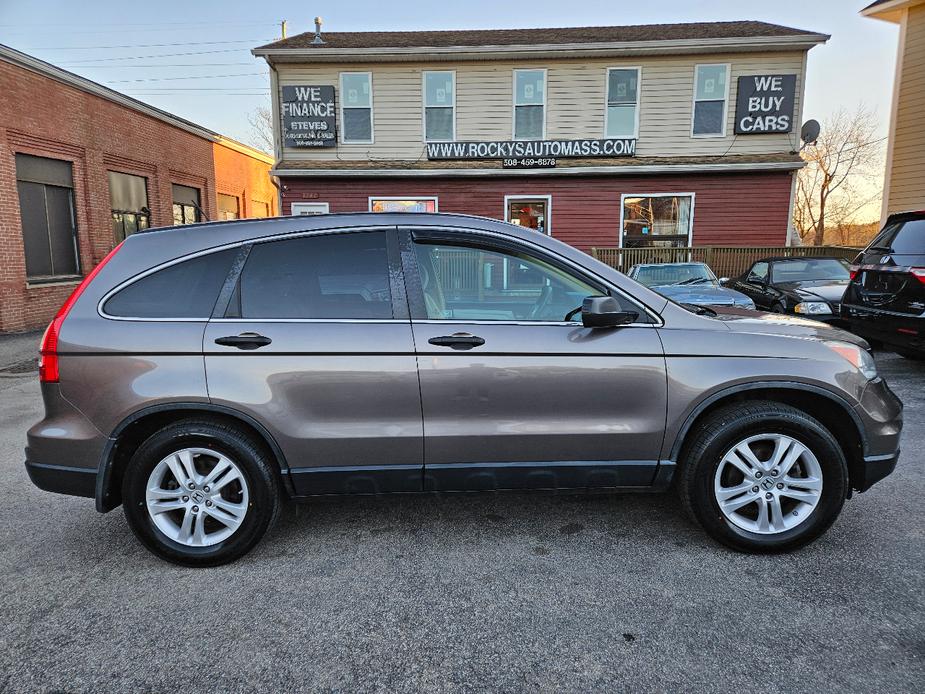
[103,248,236,318]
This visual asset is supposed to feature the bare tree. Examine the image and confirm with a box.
[246,105,275,154]
[794,105,885,246]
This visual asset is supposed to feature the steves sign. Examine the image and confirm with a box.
[281,85,336,147]
[734,74,797,134]
[426,138,636,160]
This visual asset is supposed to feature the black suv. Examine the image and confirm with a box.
[843,211,925,360]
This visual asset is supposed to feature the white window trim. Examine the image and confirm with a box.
[690,63,731,139]
[618,192,696,249]
[504,194,552,236]
[512,68,548,141]
[604,66,641,140]
[368,196,439,212]
[422,70,456,143]
[290,202,330,215]
[339,71,374,145]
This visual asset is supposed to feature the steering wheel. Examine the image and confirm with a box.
[528,285,554,320]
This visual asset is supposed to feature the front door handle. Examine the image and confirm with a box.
[428,332,486,350]
[214,332,272,350]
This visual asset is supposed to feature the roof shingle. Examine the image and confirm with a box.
[256,21,824,52]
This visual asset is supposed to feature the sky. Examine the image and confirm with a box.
[0,0,899,147]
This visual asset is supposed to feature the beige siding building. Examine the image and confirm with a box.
[255,22,827,250]
[863,0,925,218]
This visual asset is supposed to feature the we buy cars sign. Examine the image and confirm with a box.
[734,74,796,134]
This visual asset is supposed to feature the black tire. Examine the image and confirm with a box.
[678,401,848,553]
[122,418,280,567]
[771,303,786,314]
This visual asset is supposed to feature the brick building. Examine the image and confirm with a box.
[0,44,277,333]
[254,21,827,251]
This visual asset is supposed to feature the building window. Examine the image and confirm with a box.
[369,197,437,213]
[505,195,551,235]
[291,202,329,215]
[621,194,694,248]
[218,193,240,221]
[340,72,373,143]
[513,69,546,140]
[15,153,80,280]
[423,71,455,142]
[109,172,149,242]
[251,200,270,218]
[172,184,201,225]
[606,68,640,139]
[692,64,729,137]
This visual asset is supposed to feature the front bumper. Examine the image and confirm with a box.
[852,376,903,492]
[857,451,900,493]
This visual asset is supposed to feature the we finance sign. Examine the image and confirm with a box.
[281,85,336,148]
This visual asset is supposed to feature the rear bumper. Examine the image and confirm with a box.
[842,305,925,351]
[24,458,96,498]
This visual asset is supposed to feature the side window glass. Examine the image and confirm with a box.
[413,242,628,322]
[234,232,392,319]
[104,248,236,318]
[747,262,769,284]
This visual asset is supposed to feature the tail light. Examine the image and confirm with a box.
[39,242,123,383]
[912,268,925,285]
[849,265,859,281]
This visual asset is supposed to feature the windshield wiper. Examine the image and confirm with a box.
[681,303,717,317]
[867,245,894,253]
[676,277,712,285]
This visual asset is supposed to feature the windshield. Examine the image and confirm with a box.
[770,259,850,283]
[633,263,717,287]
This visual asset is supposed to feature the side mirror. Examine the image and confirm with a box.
[581,296,638,328]
[719,277,730,286]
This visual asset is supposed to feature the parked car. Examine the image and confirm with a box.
[26,213,902,565]
[842,210,925,360]
[627,262,755,309]
[725,256,852,323]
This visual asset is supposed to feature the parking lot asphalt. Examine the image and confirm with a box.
[0,351,922,693]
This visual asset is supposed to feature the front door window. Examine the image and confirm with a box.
[506,197,549,234]
[622,194,693,248]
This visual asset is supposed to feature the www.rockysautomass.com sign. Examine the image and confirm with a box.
[425,138,637,161]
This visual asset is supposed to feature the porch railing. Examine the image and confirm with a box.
[590,245,862,279]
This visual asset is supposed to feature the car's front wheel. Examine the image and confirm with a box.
[679,401,848,552]
[122,418,280,566]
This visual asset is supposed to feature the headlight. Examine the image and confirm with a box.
[794,301,832,315]
[824,340,878,380]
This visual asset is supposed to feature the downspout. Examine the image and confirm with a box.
[267,58,284,215]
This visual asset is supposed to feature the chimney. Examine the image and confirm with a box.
[312,16,325,45]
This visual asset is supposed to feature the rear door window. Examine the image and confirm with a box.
[104,248,236,318]
[231,232,393,319]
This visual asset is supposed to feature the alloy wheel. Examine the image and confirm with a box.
[713,433,823,535]
[145,447,249,547]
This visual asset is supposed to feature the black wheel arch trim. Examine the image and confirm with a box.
[667,380,868,463]
[95,402,294,512]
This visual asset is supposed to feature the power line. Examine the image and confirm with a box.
[61,62,257,68]
[40,48,264,62]
[18,38,272,50]
[115,87,270,91]
[105,72,266,83]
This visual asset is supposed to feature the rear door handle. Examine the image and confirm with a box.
[428,333,486,349]
[214,332,272,350]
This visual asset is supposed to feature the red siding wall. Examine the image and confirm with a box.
[281,170,795,251]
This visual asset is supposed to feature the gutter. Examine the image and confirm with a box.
[253,34,830,63]
[270,161,806,178]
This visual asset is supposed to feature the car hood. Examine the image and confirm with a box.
[653,284,753,305]
[708,306,869,347]
[776,280,849,303]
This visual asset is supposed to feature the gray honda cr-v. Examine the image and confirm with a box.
[25,213,902,566]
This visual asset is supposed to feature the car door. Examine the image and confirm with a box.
[401,228,668,492]
[203,227,424,495]
[734,261,773,309]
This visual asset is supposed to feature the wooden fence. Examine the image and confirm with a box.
[590,245,861,279]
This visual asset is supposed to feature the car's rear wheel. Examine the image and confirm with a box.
[122,419,279,567]
[679,401,848,552]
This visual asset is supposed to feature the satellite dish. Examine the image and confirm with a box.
[800,119,821,146]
